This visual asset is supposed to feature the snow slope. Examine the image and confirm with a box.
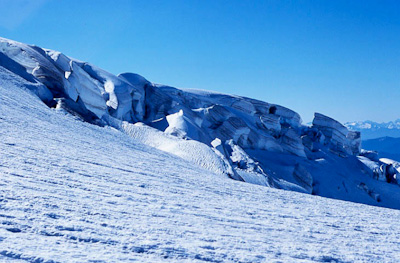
[362,137,400,162]
[1,36,400,210]
[2,57,400,263]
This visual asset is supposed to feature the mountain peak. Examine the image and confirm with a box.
[345,119,400,139]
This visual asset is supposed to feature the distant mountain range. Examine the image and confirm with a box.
[345,119,400,161]
[345,119,400,140]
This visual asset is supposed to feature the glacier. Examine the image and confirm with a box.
[1,37,400,209]
[1,37,400,261]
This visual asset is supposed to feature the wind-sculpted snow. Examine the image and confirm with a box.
[106,117,235,178]
[3,66,400,263]
[1,37,400,209]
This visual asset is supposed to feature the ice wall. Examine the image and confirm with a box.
[1,37,390,199]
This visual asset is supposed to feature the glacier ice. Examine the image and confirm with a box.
[0,36,399,209]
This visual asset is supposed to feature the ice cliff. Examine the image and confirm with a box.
[1,37,399,208]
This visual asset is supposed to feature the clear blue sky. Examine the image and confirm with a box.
[0,0,399,123]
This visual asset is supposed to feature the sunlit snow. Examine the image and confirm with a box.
[1,37,400,262]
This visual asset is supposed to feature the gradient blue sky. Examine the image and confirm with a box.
[0,0,399,123]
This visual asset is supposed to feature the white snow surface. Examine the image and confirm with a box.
[2,54,400,263]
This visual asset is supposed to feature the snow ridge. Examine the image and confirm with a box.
[345,119,400,139]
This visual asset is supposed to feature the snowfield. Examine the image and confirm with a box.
[2,61,400,262]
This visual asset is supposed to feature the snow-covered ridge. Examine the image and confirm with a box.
[346,119,400,130]
[1,37,400,209]
[345,119,400,139]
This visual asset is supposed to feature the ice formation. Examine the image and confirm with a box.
[1,37,399,208]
